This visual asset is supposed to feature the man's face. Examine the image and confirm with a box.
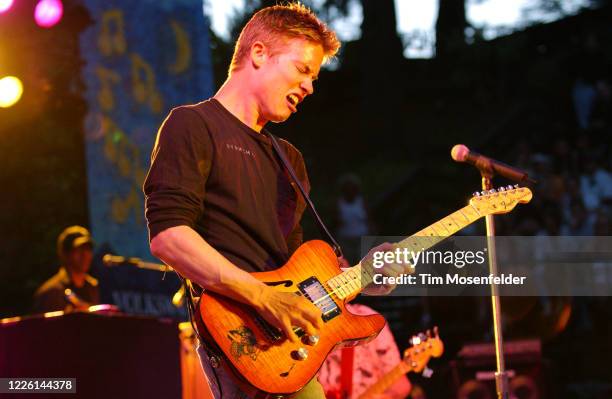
[253,38,324,123]
[65,245,93,274]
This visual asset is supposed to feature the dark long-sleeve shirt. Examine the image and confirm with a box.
[143,99,309,272]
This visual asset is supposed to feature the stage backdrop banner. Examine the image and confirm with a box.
[80,0,214,317]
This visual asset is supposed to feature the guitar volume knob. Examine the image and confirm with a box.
[303,334,319,346]
[292,347,309,361]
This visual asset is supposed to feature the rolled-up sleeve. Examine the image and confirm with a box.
[143,107,212,241]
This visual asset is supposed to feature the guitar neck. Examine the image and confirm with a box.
[357,362,410,399]
[327,203,483,299]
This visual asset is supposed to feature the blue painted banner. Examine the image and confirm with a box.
[79,0,214,317]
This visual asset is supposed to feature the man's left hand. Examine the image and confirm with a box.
[361,242,411,295]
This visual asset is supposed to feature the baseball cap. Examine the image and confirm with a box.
[57,225,94,257]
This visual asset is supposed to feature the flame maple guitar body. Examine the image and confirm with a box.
[195,240,385,396]
[193,187,533,397]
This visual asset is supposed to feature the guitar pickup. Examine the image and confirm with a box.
[298,277,341,322]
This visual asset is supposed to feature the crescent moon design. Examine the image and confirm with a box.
[168,19,192,75]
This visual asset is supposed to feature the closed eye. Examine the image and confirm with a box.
[295,64,318,81]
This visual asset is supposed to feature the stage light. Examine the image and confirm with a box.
[0,0,14,14]
[34,0,63,28]
[0,76,24,108]
[43,310,65,318]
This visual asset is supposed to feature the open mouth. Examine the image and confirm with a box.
[286,94,300,112]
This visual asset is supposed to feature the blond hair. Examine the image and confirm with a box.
[230,3,340,73]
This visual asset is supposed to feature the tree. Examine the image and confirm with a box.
[435,0,467,58]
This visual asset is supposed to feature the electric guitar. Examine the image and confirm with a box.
[195,186,532,396]
[356,328,444,399]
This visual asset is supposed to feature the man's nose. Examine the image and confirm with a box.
[301,79,314,95]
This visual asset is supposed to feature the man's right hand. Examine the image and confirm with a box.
[254,286,323,343]
[150,226,323,342]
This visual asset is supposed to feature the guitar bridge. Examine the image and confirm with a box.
[252,277,340,342]
[254,314,283,342]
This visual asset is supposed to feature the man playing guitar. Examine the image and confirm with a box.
[144,4,402,398]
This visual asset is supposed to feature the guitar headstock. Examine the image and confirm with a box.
[469,185,532,216]
[402,327,444,373]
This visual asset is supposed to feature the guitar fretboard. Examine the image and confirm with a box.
[326,203,482,299]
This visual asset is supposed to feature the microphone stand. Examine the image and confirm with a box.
[479,160,509,399]
[131,260,173,272]
[103,254,174,272]
[104,255,184,308]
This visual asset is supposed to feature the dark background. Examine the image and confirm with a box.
[1,0,611,397]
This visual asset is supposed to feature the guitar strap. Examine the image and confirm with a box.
[264,130,344,258]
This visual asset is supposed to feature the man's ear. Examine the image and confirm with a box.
[250,41,268,68]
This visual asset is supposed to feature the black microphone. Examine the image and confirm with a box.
[102,254,142,267]
[451,144,535,183]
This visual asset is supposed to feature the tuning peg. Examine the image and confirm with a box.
[433,326,439,337]
[426,329,431,338]
[506,185,513,190]
[422,366,434,378]
[411,335,421,345]
[514,184,519,188]
[489,189,497,194]
[473,192,480,197]
[480,190,487,196]
[498,186,505,192]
